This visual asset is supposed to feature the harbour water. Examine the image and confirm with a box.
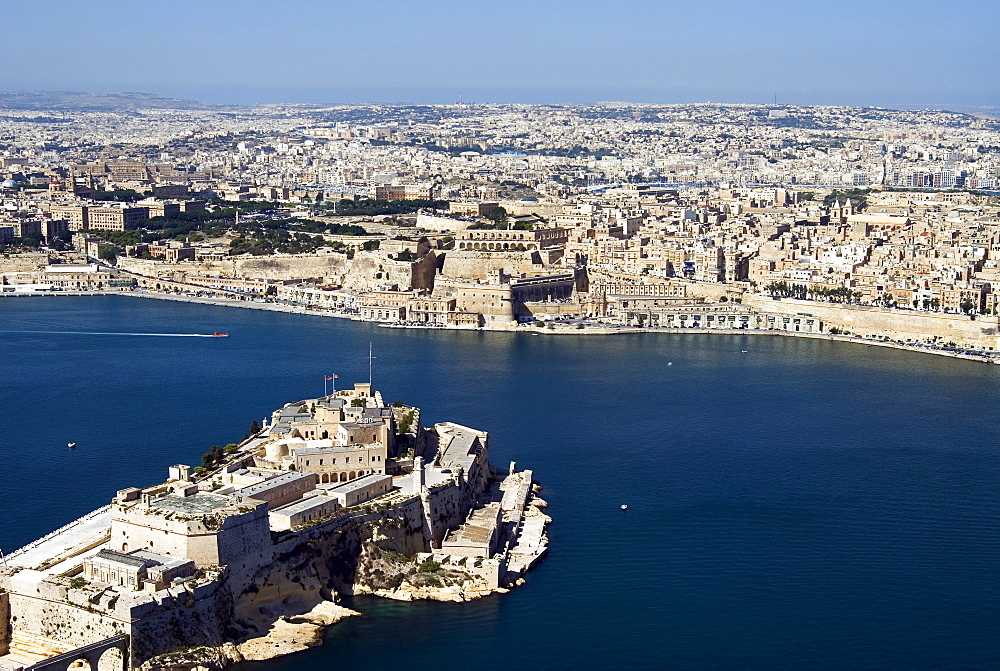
[2,295,999,669]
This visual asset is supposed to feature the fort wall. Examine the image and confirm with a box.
[743,295,1000,348]
[0,589,9,656]
[111,502,271,568]
[441,250,544,280]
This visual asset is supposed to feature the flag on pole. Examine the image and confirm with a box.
[325,376,333,381]
[333,374,340,378]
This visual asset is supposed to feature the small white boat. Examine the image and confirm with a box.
[620,504,628,510]
[67,442,76,448]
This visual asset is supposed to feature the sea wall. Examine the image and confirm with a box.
[743,295,1000,349]
[0,589,9,656]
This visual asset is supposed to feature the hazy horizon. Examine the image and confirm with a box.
[3,0,998,109]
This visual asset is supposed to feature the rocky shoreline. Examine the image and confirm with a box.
[0,386,550,671]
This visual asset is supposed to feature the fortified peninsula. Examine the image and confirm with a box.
[0,383,549,671]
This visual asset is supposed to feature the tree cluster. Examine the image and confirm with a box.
[765,281,863,303]
[325,198,447,217]
[823,188,871,211]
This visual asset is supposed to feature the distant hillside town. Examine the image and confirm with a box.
[2,101,1000,351]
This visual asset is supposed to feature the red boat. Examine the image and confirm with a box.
[212,332,229,337]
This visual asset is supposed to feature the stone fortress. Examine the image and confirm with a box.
[0,383,549,671]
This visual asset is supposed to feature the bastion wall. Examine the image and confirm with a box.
[2,470,486,667]
[111,503,272,569]
[119,252,352,284]
[342,250,437,292]
[441,250,545,279]
[0,590,9,655]
[4,577,129,657]
[743,296,1000,348]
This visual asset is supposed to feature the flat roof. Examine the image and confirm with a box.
[93,548,148,568]
[131,549,193,570]
[328,473,392,494]
[238,470,313,496]
[151,492,233,515]
[272,493,338,516]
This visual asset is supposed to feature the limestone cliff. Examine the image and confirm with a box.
[129,479,480,669]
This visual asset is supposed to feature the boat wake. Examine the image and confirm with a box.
[1,331,220,337]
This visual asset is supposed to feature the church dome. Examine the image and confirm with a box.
[1,178,18,189]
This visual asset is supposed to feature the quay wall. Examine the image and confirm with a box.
[743,295,1000,349]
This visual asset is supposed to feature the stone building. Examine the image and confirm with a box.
[257,384,396,484]
[456,226,568,252]
[109,485,273,568]
[326,474,393,508]
[82,549,195,591]
[86,205,148,231]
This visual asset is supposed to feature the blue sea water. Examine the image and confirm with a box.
[1,295,999,669]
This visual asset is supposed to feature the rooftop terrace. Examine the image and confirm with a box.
[151,492,233,515]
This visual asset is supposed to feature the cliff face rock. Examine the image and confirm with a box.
[235,601,359,662]
[6,462,549,671]
[137,643,243,671]
[134,510,428,669]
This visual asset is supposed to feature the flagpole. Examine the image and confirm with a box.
[323,374,327,398]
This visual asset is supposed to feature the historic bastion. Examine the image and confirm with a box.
[0,383,549,671]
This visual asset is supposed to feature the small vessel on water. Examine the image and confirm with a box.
[212,332,229,337]
[67,442,76,448]
[621,504,628,510]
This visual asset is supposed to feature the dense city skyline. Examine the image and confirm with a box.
[3,0,998,108]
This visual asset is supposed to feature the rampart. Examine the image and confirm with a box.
[441,250,545,279]
[1,590,9,656]
[118,252,351,284]
[743,295,1000,349]
[1,463,490,668]
[342,250,437,292]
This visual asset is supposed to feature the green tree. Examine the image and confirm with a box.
[487,206,509,228]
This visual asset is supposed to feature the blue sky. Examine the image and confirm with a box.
[2,0,997,107]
